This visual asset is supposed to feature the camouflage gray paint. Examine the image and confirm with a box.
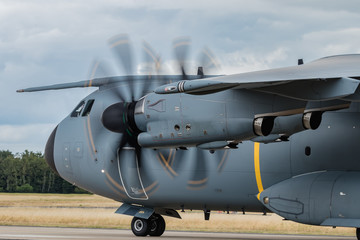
[19,54,360,238]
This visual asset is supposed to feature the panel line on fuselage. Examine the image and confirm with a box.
[86,117,97,154]
[254,142,263,200]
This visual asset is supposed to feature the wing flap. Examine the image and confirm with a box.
[256,77,359,101]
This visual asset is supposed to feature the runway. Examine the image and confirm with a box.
[0,226,355,240]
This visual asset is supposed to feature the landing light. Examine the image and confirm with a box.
[101,169,105,173]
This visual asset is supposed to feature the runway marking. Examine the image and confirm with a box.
[0,234,90,239]
[0,227,354,240]
[254,142,264,200]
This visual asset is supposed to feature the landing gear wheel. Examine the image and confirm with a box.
[149,214,166,237]
[131,217,150,236]
[356,228,360,240]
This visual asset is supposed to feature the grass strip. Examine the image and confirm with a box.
[0,193,354,236]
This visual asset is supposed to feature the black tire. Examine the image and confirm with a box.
[131,217,151,237]
[149,214,166,237]
[356,228,360,240]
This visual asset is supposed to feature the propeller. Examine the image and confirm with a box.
[142,40,162,75]
[103,35,162,198]
[102,35,166,152]
[156,147,230,190]
[141,40,167,93]
[198,47,221,77]
[173,37,221,79]
[186,148,230,190]
[103,35,191,158]
[173,36,191,79]
[101,34,223,195]
[186,149,208,190]
[108,34,137,101]
[108,34,134,76]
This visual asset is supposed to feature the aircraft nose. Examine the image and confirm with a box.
[44,126,59,175]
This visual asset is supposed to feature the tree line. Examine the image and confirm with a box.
[0,150,87,193]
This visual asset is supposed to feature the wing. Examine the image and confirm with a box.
[16,76,120,92]
[16,75,219,93]
[155,54,360,101]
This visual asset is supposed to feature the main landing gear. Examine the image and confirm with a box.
[131,213,166,237]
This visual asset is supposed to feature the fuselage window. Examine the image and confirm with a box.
[82,99,95,117]
[71,101,85,117]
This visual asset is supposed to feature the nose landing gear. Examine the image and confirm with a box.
[131,214,166,237]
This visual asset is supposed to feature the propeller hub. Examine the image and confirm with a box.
[101,102,141,136]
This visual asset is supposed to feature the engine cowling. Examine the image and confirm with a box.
[302,111,322,130]
[271,114,305,136]
[137,118,256,148]
[253,117,275,136]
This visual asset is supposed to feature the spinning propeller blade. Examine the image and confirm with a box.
[102,35,171,194]
[108,34,134,76]
[173,36,191,79]
[84,35,224,193]
[108,34,135,101]
[167,148,229,190]
[142,40,162,76]
[198,47,221,77]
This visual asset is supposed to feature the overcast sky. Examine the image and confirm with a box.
[1,0,360,153]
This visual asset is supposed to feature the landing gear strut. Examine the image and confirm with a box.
[356,228,360,240]
[131,214,166,237]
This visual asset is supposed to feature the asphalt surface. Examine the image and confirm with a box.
[0,226,355,240]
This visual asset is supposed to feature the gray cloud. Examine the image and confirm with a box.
[1,0,360,152]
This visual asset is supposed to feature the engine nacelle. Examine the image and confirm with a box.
[137,118,256,148]
[302,111,322,130]
[253,117,275,136]
[260,171,360,228]
[252,114,306,143]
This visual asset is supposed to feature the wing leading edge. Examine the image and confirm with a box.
[16,75,219,93]
[155,54,360,101]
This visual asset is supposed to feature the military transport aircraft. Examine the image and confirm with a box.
[17,34,360,239]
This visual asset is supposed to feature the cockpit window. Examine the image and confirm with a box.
[71,101,85,117]
[82,99,95,117]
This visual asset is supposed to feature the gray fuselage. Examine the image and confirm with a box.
[51,87,360,214]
